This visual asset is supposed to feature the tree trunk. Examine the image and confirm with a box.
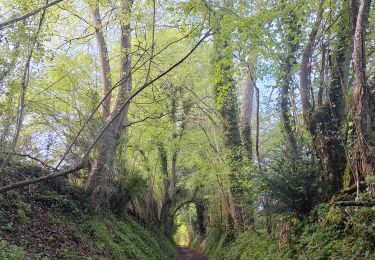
[311,1,351,197]
[310,121,347,197]
[158,95,185,233]
[215,74,243,228]
[240,73,255,160]
[300,0,323,124]
[212,13,244,229]
[87,127,118,205]
[158,141,174,233]
[352,0,373,189]
[114,0,133,132]
[196,199,206,237]
[300,0,349,198]
[280,61,297,154]
[278,1,299,155]
[161,149,178,231]
[255,86,261,169]
[92,6,112,121]
[88,0,133,206]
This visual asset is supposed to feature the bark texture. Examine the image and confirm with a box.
[196,198,207,237]
[92,6,112,121]
[158,141,172,230]
[352,0,373,187]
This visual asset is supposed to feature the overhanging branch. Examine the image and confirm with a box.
[0,0,65,29]
[0,30,211,194]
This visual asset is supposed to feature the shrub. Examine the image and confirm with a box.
[261,151,320,218]
[110,171,147,214]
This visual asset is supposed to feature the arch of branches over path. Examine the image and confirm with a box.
[0,26,212,194]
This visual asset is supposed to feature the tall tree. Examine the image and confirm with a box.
[300,0,350,198]
[212,2,244,229]
[352,0,373,192]
[158,87,186,233]
[87,0,134,206]
[1,2,47,168]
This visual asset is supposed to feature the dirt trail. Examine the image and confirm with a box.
[174,247,209,260]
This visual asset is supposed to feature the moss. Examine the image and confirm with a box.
[325,206,344,225]
[342,162,351,188]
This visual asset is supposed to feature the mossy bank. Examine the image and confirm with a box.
[0,164,176,259]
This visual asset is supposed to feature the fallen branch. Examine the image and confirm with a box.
[0,164,85,193]
[342,181,366,194]
[334,201,375,207]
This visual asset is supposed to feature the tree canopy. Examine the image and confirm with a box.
[0,0,374,258]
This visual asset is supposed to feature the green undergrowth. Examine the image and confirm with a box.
[53,210,177,259]
[204,228,280,260]
[204,203,374,259]
[0,163,177,259]
[285,203,375,259]
[221,231,279,260]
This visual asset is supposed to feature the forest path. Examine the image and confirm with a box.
[174,247,209,260]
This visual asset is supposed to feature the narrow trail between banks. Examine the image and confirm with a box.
[174,247,208,260]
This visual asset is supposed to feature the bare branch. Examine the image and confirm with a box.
[0,152,55,170]
[0,0,65,29]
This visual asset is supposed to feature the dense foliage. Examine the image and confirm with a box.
[0,0,374,258]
